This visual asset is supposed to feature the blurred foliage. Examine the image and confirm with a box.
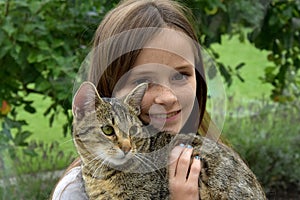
[249,0,300,103]
[223,97,300,196]
[0,140,75,199]
[181,0,271,86]
[0,0,299,195]
[0,0,118,155]
[182,0,300,102]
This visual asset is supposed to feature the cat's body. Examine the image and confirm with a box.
[72,82,266,200]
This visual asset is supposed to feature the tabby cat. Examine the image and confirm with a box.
[72,81,266,200]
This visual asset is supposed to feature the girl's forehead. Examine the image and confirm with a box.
[132,49,195,74]
[143,29,196,65]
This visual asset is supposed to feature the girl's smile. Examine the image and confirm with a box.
[149,110,181,121]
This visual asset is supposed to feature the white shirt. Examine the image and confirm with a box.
[51,166,88,200]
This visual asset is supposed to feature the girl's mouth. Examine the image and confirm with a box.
[149,110,181,120]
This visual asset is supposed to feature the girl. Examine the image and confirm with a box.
[52,0,220,199]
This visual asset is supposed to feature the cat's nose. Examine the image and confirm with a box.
[119,140,131,154]
[122,145,132,154]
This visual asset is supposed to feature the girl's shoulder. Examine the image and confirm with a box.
[51,166,88,200]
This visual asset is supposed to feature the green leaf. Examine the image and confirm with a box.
[13,131,32,146]
[10,45,22,64]
[24,23,39,34]
[15,45,21,54]
[0,43,12,59]
[27,52,37,63]
[2,20,16,37]
[37,40,50,51]
[264,66,276,74]
[28,1,42,14]
[4,117,28,129]
[27,51,50,63]
[36,53,50,62]
[235,62,245,70]
[219,64,232,86]
[1,121,13,141]
[49,113,55,127]
[35,77,52,91]
[17,33,31,43]
[52,39,65,48]
[22,148,38,157]
[43,105,53,116]
[24,104,36,114]
[237,73,245,82]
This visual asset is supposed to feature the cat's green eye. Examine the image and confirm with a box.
[101,125,114,136]
[129,125,138,136]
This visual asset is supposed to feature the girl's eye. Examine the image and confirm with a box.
[172,72,188,81]
[101,125,115,136]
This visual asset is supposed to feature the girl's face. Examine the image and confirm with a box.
[115,30,197,133]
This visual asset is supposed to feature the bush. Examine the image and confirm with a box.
[222,98,300,195]
[0,140,76,199]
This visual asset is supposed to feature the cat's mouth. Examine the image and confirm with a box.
[107,152,136,168]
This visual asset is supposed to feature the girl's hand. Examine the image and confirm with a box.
[168,144,201,200]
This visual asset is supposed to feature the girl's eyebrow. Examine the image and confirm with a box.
[174,59,194,69]
[175,65,194,71]
[130,61,194,76]
[129,69,156,77]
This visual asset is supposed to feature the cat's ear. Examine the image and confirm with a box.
[124,83,148,115]
[72,81,103,120]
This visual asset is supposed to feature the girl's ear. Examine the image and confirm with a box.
[72,81,102,120]
[124,83,148,115]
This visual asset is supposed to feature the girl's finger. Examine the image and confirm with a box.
[187,156,201,183]
[175,145,193,180]
[169,144,185,177]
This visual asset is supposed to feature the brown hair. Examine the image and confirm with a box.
[88,0,214,134]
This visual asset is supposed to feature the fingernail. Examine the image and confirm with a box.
[179,143,185,147]
[187,144,193,149]
[195,156,204,161]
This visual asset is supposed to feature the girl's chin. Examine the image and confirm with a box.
[151,123,181,134]
[162,128,179,134]
[140,116,182,133]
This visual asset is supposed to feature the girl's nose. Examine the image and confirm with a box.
[152,84,177,106]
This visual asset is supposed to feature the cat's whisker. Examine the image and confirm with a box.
[90,157,112,185]
[59,138,74,146]
[85,154,106,177]
[91,159,104,184]
[133,154,165,178]
[85,153,105,165]
[97,158,109,178]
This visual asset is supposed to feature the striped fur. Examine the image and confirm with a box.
[72,82,266,200]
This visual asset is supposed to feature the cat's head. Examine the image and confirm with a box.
[72,81,148,166]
